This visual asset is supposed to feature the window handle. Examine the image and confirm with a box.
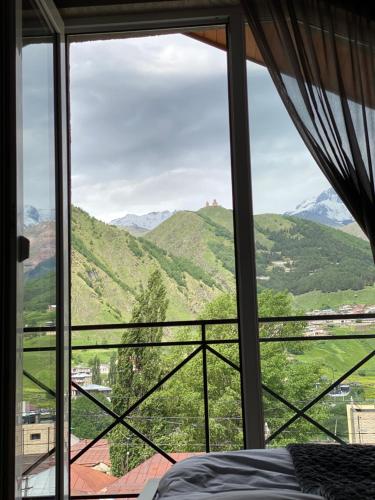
[18,236,30,262]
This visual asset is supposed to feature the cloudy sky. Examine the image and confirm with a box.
[68,32,329,222]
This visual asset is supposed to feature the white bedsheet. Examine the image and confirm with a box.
[156,448,322,500]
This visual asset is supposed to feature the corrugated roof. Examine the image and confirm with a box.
[102,452,202,495]
[24,462,116,497]
[71,439,111,467]
[71,463,117,495]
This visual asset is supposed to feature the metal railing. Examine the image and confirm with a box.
[22,312,375,499]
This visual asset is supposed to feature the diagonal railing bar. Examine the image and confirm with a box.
[72,382,176,465]
[121,346,203,419]
[267,349,375,443]
[119,413,176,464]
[262,385,346,445]
[22,446,56,477]
[207,346,346,444]
[206,345,240,371]
[71,347,202,464]
[23,369,56,398]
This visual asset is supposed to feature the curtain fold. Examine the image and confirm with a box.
[242,0,375,259]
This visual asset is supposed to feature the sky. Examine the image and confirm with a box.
[23,42,56,214]
[31,31,330,222]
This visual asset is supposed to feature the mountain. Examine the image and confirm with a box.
[70,207,223,325]
[24,205,375,327]
[285,188,353,227]
[110,210,174,232]
[147,207,375,295]
[25,205,55,226]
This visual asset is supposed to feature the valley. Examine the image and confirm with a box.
[23,203,375,410]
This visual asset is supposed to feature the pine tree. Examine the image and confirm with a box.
[110,269,169,476]
[90,355,102,385]
[108,351,117,387]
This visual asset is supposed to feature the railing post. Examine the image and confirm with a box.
[202,323,210,453]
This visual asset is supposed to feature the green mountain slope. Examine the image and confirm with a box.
[24,205,375,329]
[144,210,236,291]
[146,208,375,296]
[255,214,375,294]
[70,207,223,324]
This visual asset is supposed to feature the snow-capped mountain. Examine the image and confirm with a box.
[110,210,175,231]
[25,205,55,226]
[285,188,353,227]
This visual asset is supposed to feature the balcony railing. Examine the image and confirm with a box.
[22,311,375,499]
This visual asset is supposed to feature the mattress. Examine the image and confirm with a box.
[155,448,322,500]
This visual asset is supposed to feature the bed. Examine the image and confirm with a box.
[138,444,375,500]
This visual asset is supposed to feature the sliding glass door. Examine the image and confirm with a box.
[21,0,69,497]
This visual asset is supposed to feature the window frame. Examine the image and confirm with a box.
[65,4,264,453]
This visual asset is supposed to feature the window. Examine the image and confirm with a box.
[5,3,373,499]
[69,25,248,494]
[246,25,375,448]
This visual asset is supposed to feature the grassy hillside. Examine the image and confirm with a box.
[297,337,375,398]
[147,208,375,297]
[145,210,236,291]
[254,214,375,295]
[24,206,375,329]
[294,287,375,311]
[71,207,223,324]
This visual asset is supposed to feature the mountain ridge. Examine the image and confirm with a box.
[24,205,375,327]
[110,210,175,231]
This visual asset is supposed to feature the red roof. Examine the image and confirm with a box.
[71,439,111,467]
[102,452,202,495]
[71,463,116,495]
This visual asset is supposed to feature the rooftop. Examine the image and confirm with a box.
[102,452,201,495]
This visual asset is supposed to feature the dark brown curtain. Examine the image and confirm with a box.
[242,0,375,258]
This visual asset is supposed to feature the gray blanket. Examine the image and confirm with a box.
[156,448,322,499]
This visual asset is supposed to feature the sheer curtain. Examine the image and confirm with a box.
[242,0,375,258]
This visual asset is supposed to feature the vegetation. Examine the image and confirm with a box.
[24,206,375,328]
[110,269,169,476]
[106,284,328,474]
[71,393,112,439]
[23,205,375,477]
[89,355,102,385]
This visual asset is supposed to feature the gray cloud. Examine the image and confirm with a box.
[246,62,329,214]
[67,33,328,221]
[23,42,56,212]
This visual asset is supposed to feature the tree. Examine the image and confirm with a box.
[157,291,328,451]
[110,287,329,477]
[71,392,112,439]
[108,351,117,387]
[110,269,169,476]
[90,355,102,385]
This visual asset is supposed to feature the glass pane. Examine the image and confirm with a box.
[22,1,56,495]
[262,335,375,446]
[70,27,238,495]
[70,28,235,325]
[246,26,375,318]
